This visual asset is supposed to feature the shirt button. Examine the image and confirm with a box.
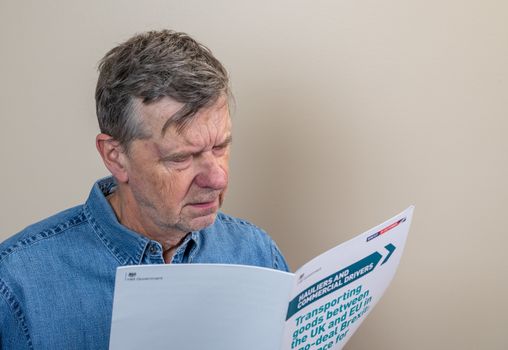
[149,245,158,254]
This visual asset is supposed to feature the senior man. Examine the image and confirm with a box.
[0,30,288,349]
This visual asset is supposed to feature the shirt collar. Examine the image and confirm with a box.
[83,176,150,265]
[83,176,201,265]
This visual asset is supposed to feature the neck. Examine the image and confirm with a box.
[107,186,188,262]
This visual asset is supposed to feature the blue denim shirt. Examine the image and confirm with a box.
[0,177,289,350]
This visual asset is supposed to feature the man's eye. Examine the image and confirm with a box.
[213,144,228,154]
[164,155,192,164]
[172,156,191,163]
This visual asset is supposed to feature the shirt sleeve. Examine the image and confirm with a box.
[0,280,31,350]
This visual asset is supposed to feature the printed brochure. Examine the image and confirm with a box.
[109,206,414,350]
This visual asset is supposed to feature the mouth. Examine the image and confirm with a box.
[187,198,219,210]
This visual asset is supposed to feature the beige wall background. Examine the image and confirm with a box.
[1,0,507,349]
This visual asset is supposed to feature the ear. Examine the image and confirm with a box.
[96,133,129,183]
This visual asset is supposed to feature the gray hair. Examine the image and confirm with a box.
[95,29,230,150]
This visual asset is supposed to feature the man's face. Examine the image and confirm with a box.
[122,96,231,235]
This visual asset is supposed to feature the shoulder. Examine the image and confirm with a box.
[199,212,290,271]
[214,211,266,230]
[0,205,87,264]
[213,212,273,242]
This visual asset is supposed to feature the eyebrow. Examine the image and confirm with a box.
[216,134,233,148]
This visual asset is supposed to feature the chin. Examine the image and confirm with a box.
[187,213,218,232]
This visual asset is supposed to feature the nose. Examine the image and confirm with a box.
[194,153,228,190]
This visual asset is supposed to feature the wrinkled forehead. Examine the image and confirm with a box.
[136,96,231,144]
[136,95,230,136]
[166,96,230,136]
